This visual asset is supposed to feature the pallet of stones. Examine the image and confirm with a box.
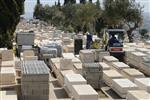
[112,78,139,98]
[121,68,145,82]
[126,90,150,100]
[134,78,150,93]
[0,67,16,85]
[82,63,103,89]
[21,61,50,100]
[21,61,50,82]
[79,50,95,63]
[103,70,123,86]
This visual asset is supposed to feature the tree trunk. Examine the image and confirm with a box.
[127,29,134,42]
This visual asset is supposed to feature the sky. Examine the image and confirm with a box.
[24,0,150,19]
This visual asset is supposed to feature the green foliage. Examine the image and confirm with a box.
[64,0,76,5]
[34,0,142,41]
[0,0,25,48]
[103,0,142,42]
[140,28,149,38]
[34,2,102,34]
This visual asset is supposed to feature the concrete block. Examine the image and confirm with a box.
[60,58,73,70]
[1,61,14,67]
[0,67,16,85]
[112,62,130,72]
[64,74,87,93]
[121,68,145,81]
[99,62,110,70]
[79,50,95,63]
[23,56,38,61]
[103,70,123,86]
[2,50,14,61]
[72,85,98,100]
[73,63,82,75]
[127,90,150,100]
[134,78,150,93]
[112,79,139,98]
[102,56,118,66]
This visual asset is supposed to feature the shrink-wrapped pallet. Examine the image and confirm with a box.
[23,50,34,58]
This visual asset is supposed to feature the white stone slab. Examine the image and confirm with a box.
[127,90,150,100]
[103,56,119,62]
[64,74,87,93]
[62,53,75,59]
[72,85,98,100]
[99,62,110,70]
[112,79,139,98]
[121,68,145,81]
[0,91,17,100]
[112,62,130,71]
[134,78,150,93]
[103,70,123,86]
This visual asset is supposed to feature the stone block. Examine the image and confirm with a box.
[72,85,98,100]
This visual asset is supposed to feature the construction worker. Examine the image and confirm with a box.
[108,34,120,47]
[102,29,109,50]
[86,32,93,49]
